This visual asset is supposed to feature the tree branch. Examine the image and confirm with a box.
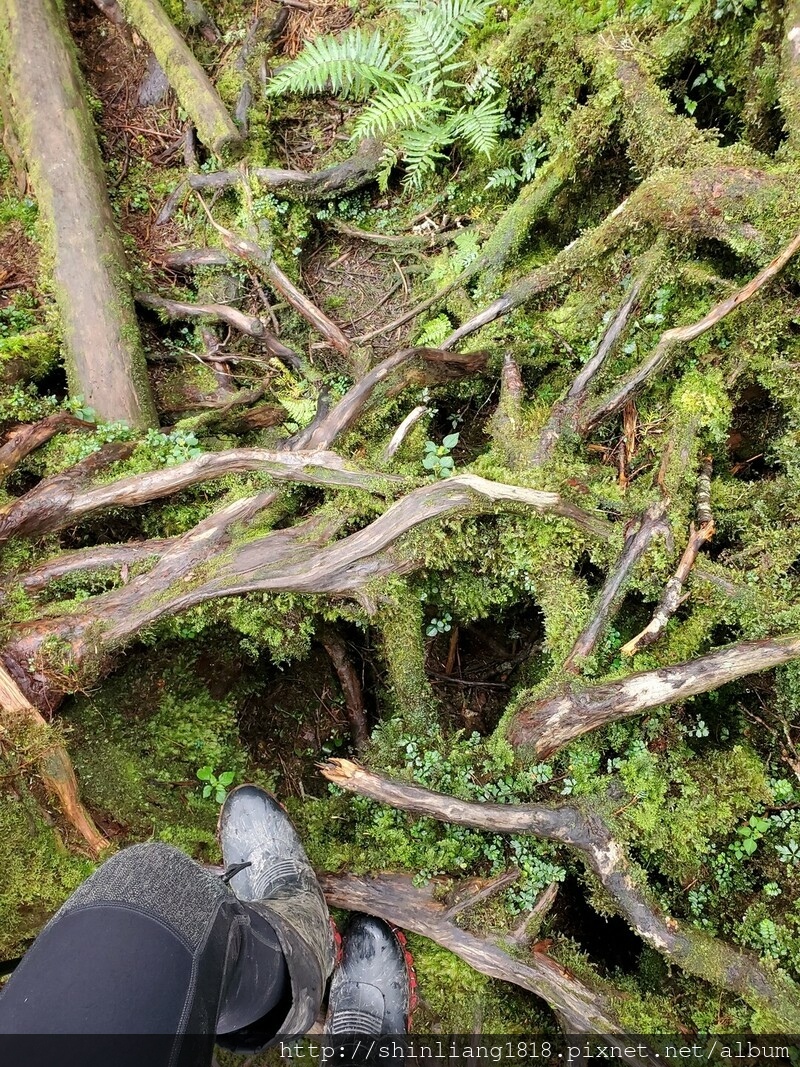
[0,412,95,479]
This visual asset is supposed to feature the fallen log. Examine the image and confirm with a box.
[0,0,158,427]
[321,872,651,1042]
[116,0,240,155]
[320,759,800,1030]
[0,664,108,857]
[509,633,800,757]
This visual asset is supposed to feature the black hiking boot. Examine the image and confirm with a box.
[216,785,336,1049]
[325,914,415,1035]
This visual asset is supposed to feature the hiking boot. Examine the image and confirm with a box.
[217,785,336,1047]
[325,914,414,1035]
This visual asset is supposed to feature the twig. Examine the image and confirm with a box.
[441,867,521,922]
[320,628,369,751]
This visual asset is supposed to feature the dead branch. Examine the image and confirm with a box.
[0,664,108,857]
[157,139,384,223]
[320,759,800,1029]
[0,448,403,545]
[292,348,489,452]
[381,405,427,461]
[581,228,800,431]
[0,412,96,479]
[117,0,240,155]
[320,628,369,751]
[533,278,644,463]
[0,0,157,427]
[621,460,715,657]
[320,871,645,1039]
[509,633,800,758]
[506,882,560,948]
[563,499,669,673]
[159,248,232,270]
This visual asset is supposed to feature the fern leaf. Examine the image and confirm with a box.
[394,0,492,91]
[376,145,400,193]
[397,120,454,188]
[351,83,446,140]
[452,96,504,157]
[266,29,397,100]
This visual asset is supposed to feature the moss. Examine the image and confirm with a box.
[0,790,91,958]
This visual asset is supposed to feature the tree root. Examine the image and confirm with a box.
[0,412,95,478]
[533,277,645,463]
[0,664,108,856]
[1,540,171,598]
[580,226,800,432]
[320,759,800,1029]
[443,167,800,349]
[509,633,800,758]
[0,448,402,545]
[156,138,384,224]
[563,499,670,673]
[621,460,714,657]
[320,628,369,751]
[320,871,652,1041]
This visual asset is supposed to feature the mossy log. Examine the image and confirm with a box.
[321,759,800,1030]
[117,0,240,156]
[0,0,158,428]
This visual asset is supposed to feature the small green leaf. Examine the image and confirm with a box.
[202,784,213,798]
[438,455,454,469]
[215,787,228,804]
[197,766,214,782]
[442,432,459,449]
[218,771,235,787]
[742,836,758,855]
[423,453,439,469]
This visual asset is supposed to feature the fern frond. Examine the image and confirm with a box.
[266,29,397,100]
[376,145,400,193]
[351,83,446,140]
[452,96,504,157]
[397,120,454,188]
[395,0,492,91]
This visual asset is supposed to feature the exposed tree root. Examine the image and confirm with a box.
[320,760,800,1029]
[0,664,108,857]
[380,404,427,460]
[320,871,651,1041]
[443,168,800,348]
[156,139,384,224]
[563,499,669,673]
[292,347,489,451]
[117,0,240,155]
[135,291,267,339]
[509,634,800,758]
[621,460,714,657]
[0,412,95,478]
[320,628,368,751]
[782,1,800,153]
[533,278,645,463]
[2,475,604,708]
[0,448,401,545]
[1,540,171,598]
[581,227,800,432]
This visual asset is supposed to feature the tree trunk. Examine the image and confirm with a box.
[0,0,158,428]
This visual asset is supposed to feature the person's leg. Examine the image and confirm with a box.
[0,842,289,1067]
